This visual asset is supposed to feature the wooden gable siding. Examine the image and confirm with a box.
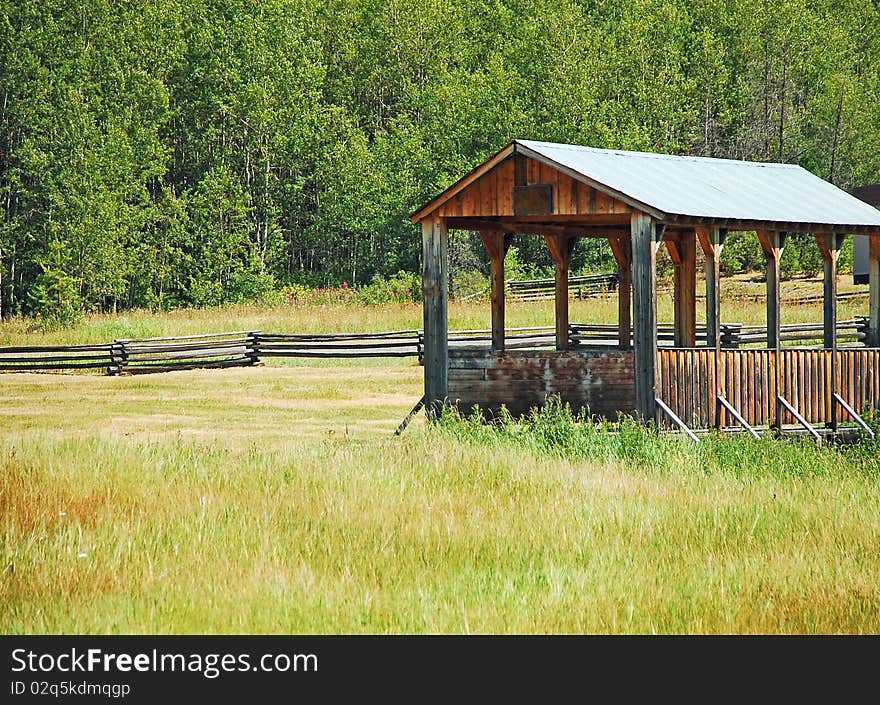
[436,156,632,219]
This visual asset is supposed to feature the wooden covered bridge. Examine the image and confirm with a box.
[411,140,880,435]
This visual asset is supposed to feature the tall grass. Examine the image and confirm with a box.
[2,368,879,634]
[436,398,880,482]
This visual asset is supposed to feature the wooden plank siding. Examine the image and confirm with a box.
[448,349,636,418]
[658,348,880,428]
[436,156,633,219]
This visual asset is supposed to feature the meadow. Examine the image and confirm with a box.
[2,280,879,634]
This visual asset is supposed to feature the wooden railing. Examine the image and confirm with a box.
[570,318,867,348]
[0,321,877,383]
[109,331,259,374]
[719,318,867,347]
[0,343,114,372]
[507,273,618,301]
[257,331,420,359]
[658,348,880,429]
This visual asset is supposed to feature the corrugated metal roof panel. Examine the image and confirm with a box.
[517,140,880,227]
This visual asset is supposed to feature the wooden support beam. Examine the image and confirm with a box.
[834,393,876,440]
[544,234,575,351]
[446,213,634,228]
[480,231,512,351]
[757,230,786,349]
[632,212,658,422]
[445,218,628,238]
[666,231,697,347]
[816,233,843,431]
[815,234,843,349]
[696,226,725,350]
[422,216,448,418]
[869,235,880,347]
[697,225,725,428]
[656,396,699,442]
[609,235,632,351]
[778,395,822,443]
[757,230,786,429]
[717,395,762,440]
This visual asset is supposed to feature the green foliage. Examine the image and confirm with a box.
[720,232,764,275]
[27,241,82,329]
[437,397,880,479]
[276,271,421,306]
[2,0,880,319]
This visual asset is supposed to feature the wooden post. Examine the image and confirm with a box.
[816,233,843,431]
[696,226,725,349]
[869,235,880,348]
[422,216,448,418]
[632,212,659,422]
[609,235,632,351]
[815,234,842,348]
[757,230,786,429]
[697,225,725,428]
[481,231,512,351]
[545,234,575,351]
[666,230,697,348]
[757,230,786,349]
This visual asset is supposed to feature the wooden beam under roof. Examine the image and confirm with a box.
[669,214,880,236]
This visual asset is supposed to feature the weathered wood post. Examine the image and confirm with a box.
[247,330,262,366]
[757,231,787,348]
[697,226,725,427]
[422,215,448,418]
[815,233,843,347]
[696,227,725,349]
[870,234,880,347]
[609,235,632,351]
[817,233,844,431]
[757,230,786,430]
[481,231,512,351]
[544,234,575,351]
[666,230,697,348]
[631,212,659,422]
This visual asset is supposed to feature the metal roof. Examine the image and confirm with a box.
[516,140,880,227]
[411,140,880,229]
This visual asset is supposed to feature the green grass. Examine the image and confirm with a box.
[1,286,878,634]
[0,271,870,347]
[1,359,879,634]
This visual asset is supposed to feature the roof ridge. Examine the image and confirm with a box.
[516,139,801,169]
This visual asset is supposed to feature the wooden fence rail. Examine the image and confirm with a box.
[109,331,259,374]
[258,330,421,359]
[507,273,618,301]
[571,318,868,348]
[0,343,114,371]
[0,318,876,375]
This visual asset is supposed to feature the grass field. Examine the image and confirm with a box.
[0,272,871,347]
[2,282,880,634]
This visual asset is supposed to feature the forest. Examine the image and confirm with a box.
[1,0,879,322]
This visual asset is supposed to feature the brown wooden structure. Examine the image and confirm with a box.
[411,140,880,432]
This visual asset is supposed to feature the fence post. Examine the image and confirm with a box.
[720,323,741,349]
[111,340,129,375]
[247,331,261,365]
[855,315,869,346]
[108,342,119,375]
